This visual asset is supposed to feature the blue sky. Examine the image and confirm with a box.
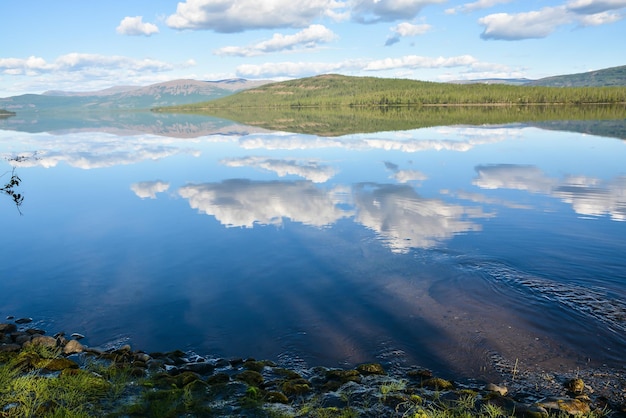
[1,0,625,97]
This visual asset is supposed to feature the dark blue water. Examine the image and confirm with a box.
[1,115,625,380]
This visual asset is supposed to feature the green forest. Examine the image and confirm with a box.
[157,74,626,111]
[178,104,626,137]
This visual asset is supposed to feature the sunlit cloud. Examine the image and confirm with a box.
[116,16,160,36]
[166,0,346,32]
[131,181,170,199]
[221,156,337,183]
[479,0,626,40]
[178,179,351,227]
[214,25,338,56]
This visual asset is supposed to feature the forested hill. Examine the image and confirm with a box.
[529,65,626,87]
[158,74,626,110]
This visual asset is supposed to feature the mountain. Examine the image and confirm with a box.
[528,65,626,87]
[0,79,272,112]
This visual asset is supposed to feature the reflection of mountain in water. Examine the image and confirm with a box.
[530,119,626,141]
[0,111,267,138]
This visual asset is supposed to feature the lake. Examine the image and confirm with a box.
[1,111,625,382]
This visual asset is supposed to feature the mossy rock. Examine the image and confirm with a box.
[207,372,231,385]
[176,371,201,387]
[235,370,264,386]
[565,378,585,394]
[282,378,311,396]
[422,377,454,390]
[266,391,290,404]
[357,363,386,375]
[36,357,79,371]
[326,369,362,383]
[272,367,303,380]
[243,359,267,372]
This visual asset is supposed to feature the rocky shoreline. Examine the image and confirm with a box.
[1,318,625,417]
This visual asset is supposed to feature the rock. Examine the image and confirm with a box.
[407,369,433,379]
[181,362,215,375]
[207,372,231,385]
[235,370,264,386]
[14,334,31,345]
[14,317,32,324]
[539,398,591,416]
[36,357,79,371]
[565,378,585,395]
[0,343,21,352]
[63,339,85,355]
[0,323,17,334]
[515,403,549,418]
[26,335,57,348]
[323,369,362,390]
[422,377,454,390]
[70,333,85,340]
[266,391,290,404]
[485,383,508,396]
[357,363,386,375]
[134,352,151,363]
[282,378,311,396]
[25,329,45,335]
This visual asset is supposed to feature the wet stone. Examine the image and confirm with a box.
[357,362,386,376]
[14,318,33,324]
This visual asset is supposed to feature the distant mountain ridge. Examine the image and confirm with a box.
[1,79,272,112]
[452,65,626,87]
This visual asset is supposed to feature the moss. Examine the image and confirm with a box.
[207,372,230,385]
[235,369,264,386]
[422,377,454,390]
[266,390,290,403]
[282,377,311,396]
[356,363,386,376]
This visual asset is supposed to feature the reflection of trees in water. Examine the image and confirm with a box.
[2,156,29,213]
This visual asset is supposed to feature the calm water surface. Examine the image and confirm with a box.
[1,113,625,380]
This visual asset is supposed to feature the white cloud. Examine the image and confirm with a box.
[131,181,170,199]
[221,156,337,183]
[473,164,626,222]
[364,54,477,71]
[351,0,445,23]
[116,16,160,36]
[353,183,486,252]
[178,179,351,227]
[479,0,626,40]
[473,164,557,193]
[393,169,428,183]
[567,0,626,14]
[385,22,432,46]
[0,53,173,76]
[479,7,572,40]
[2,132,200,169]
[214,25,337,57]
[166,0,345,32]
[235,54,504,78]
[445,0,511,15]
